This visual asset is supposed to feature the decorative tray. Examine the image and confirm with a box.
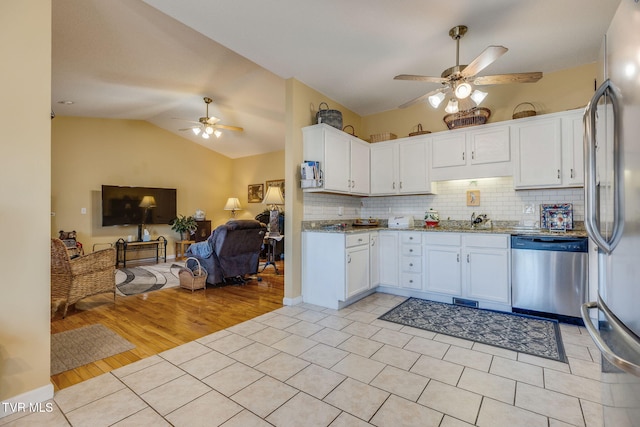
[353,218,380,227]
[540,203,573,230]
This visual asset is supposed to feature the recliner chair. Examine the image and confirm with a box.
[185,219,267,285]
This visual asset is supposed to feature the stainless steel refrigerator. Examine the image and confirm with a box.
[582,0,640,425]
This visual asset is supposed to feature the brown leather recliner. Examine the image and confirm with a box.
[185,219,267,285]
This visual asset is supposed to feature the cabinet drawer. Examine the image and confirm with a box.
[346,233,370,248]
[402,243,422,256]
[464,234,509,249]
[401,232,422,244]
[424,233,461,246]
[401,257,422,273]
[401,272,422,289]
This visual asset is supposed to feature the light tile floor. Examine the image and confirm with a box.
[2,293,604,427]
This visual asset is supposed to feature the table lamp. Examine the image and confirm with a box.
[263,186,284,236]
[138,195,156,241]
[224,197,242,217]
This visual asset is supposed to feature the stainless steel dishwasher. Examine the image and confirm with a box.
[511,235,588,322]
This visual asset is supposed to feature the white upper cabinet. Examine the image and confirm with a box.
[431,125,511,181]
[512,109,584,189]
[370,135,433,196]
[302,124,370,196]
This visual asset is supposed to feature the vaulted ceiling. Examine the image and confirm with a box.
[52,0,620,158]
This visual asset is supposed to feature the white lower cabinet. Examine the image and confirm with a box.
[400,231,423,289]
[378,231,399,287]
[302,231,374,309]
[369,232,380,288]
[424,233,511,311]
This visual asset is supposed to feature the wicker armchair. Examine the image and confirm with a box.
[51,238,116,317]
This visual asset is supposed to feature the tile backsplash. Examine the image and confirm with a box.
[303,177,584,224]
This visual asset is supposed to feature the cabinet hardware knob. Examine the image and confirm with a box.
[409,263,413,267]
[457,254,460,262]
[571,168,575,178]
[462,152,465,161]
[557,169,561,179]
[467,254,470,263]
[472,151,475,160]
[393,182,396,189]
[409,249,413,252]
[400,182,403,189]
[409,280,413,283]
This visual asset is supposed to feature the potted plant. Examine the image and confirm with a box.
[170,215,198,241]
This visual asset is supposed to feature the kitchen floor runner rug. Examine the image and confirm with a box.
[51,324,135,375]
[379,298,567,363]
[115,262,184,296]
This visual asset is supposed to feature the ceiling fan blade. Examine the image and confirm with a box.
[204,116,221,125]
[398,87,447,109]
[394,74,447,84]
[215,124,244,132]
[178,126,199,131]
[461,45,508,78]
[473,72,543,85]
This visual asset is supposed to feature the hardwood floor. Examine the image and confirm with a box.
[50,261,284,391]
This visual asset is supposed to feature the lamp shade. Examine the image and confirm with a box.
[263,186,284,206]
[224,197,242,211]
[138,195,157,208]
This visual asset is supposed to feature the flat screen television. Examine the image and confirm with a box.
[101,185,177,227]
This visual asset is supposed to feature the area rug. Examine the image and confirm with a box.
[51,324,135,375]
[115,261,185,296]
[379,298,567,362]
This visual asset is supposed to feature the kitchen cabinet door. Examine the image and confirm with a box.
[369,232,380,287]
[323,130,351,192]
[370,142,397,195]
[378,231,399,287]
[350,139,370,195]
[432,132,466,168]
[346,244,370,299]
[424,246,462,295]
[513,117,563,188]
[465,248,510,304]
[562,113,585,187]
[398,137,432,194]
[469,126,511,165]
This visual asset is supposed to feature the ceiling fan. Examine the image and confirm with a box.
[178,97,243,139]
[394,25,542,112]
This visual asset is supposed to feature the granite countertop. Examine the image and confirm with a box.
[302,220,588,238]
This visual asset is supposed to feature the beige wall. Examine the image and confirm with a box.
[51,117,235,255]
[230,150,285,221]
[0,1,52,403]
[362,63,597,138]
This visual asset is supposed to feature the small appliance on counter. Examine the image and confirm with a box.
[388,216,414,229]
[353,218,380,227]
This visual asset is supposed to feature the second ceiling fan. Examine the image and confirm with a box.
[395,25,543,112]
[179,97,243,139]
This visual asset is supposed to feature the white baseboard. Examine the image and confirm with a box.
[282,295,303,306]
[0,383,54,418]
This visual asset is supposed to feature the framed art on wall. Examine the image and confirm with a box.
[266,179,285,198]
[248,184,264,203]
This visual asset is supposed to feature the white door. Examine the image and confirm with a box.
[323,130,351,192]
[346,245,369,299]
[513,118,562,188]
[370,143,397,195]
[432,133,466,168]
[378,231,399,287]
[399,137,431,194]
[562,114,585,187]
[465,249,510,304]
[349,139,370,195]
[424,246,462,295]
[469,127,511,165]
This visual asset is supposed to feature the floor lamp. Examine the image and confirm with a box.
[263,186,284,236]
[138,195,156,241]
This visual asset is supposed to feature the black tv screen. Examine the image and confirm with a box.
[101,185,177,226]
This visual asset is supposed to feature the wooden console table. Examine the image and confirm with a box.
[116,237,167,268]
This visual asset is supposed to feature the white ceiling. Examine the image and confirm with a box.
[52,0,620,158]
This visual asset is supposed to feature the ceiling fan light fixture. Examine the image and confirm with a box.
[205,125,214,135]
[445,98,459,114]
[192,127,201,136]
[202,132,210,139]
[470,89,488,105]
[214,129,222,138]
[454,82,472,99]
[428,92,446,108]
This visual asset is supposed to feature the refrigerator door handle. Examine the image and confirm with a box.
[583,79,624,254]
[581,300,640,377]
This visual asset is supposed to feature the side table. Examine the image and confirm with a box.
[260,234,283,274]
[175,240,195,261]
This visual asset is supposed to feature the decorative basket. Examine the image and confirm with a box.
[512,102,537,119]
[342,125,357,137]
[316,102,343,130]
[179,257,207,292]
[370,132,398,143]
[408,123,431,137]
[443,107,491,130]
